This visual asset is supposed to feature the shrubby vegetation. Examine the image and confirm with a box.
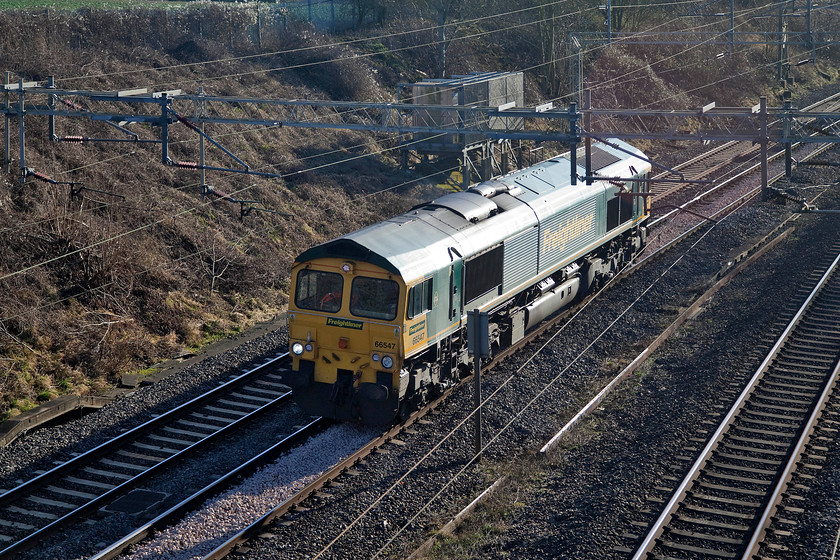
[0,1,837,419]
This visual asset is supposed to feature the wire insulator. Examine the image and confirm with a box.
[209,189,234,201]
[59,98,87,112]
[175,161,199,169]
[33,171,54,182]
[175,113,200,132]
[60,136,85,143]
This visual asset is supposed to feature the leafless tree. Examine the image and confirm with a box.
[350,0,385,27]
[205,238,231,297]
[201,235,246,298]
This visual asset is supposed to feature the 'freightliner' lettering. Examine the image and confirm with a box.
[326,317,364,330]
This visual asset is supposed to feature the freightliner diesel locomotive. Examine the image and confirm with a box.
[285,139,651,424]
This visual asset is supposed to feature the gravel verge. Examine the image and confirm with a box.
[128,423,378,560]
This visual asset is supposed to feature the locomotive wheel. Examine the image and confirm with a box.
[398,399,413,421]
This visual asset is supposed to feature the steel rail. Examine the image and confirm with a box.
[199,391,456,560]
[540,226,794,454]
[632,249,840,559]
[0,353,290,559]
[647,93,840,226]
[648,134,827,230]
[742,359,840,559]
[649,140,745,199]
[88,416,329,560]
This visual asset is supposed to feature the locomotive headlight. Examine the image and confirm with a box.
[305,342,314,352]
[381,355,394,369]
[291,342,305,356]
[372,353,381,362]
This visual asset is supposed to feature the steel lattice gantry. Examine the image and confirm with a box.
[4,79,840,190]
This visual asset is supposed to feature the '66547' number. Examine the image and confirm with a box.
[374,340,396,350]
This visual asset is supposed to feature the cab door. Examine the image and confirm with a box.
[449,258,463,327]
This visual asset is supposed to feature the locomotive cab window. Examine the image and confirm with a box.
[351,277,399,321]
[408,278,434,319]
[295,270,344,313]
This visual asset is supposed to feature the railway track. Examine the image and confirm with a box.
[5,93,838,560]
[183,95,840,560]
[630,242,840,559]
[0,353,294,559]
[647,92,840,225]
[194,192,775,559]
[90,416,328,560]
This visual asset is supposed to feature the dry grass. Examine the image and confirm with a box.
[0,5,424,419]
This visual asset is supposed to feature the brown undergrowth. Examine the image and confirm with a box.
[1,2,838,420]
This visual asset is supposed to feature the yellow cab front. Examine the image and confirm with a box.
[285,258,406,424]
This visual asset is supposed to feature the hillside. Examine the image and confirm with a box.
[1,2,838,420]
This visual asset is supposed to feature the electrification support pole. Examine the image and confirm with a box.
[459,86,467,190]
[569,35,583,106]
[18,79,25,186]
[47,76,55,140]
[4,71,9,174]
[585,90,592,185]
[777,1,785,82]
[462,145,469,190]
[760,97,769,197]
[607,0,612,45]
[199,87,206,193]
[481,141,491,181]
[256,5,262,50]
[467,310,489,458]
[807,0,814,62]
[569,101,577,185]
[784,92,792,177]
[729,0,735,57]
[473,344,482,456]
[160,93,169,165]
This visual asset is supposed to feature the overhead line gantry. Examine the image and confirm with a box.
[4,76,840,197]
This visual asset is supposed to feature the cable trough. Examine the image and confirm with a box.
[631,244,840,560]
[0,354,293,560]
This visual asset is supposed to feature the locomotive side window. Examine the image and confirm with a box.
[607,196,620,231]
[351,277,399,321]
[408,278,434,319]
[295,270,344,313]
